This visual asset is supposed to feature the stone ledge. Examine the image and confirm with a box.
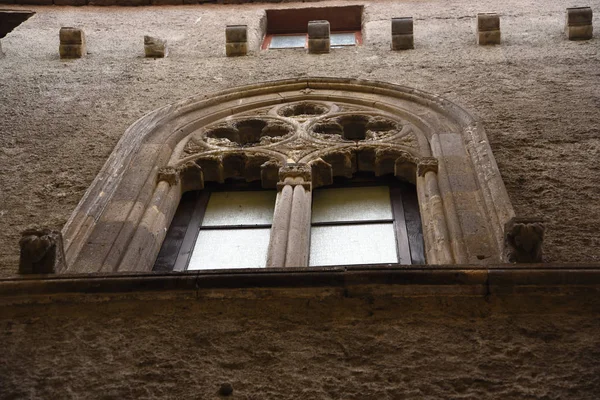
[2,264,600,303]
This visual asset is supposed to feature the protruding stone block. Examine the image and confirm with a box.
[225,25,248,57]
[19,228,66,274]
[504,217,545,263]
[477,13,500,45]
[391,17,414,50]
[144,35,167,58]
[308,20,330,54]
[59,27,86,59]
[565,7,593,40]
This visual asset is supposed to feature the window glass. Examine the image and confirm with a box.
[188,228,271,270]
[310,223,398,266]
[202,191,276,226]
[311,186,392,223]
[269,34,306,49]
[330,32,356,46]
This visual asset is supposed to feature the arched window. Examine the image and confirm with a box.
[34,78,530,275]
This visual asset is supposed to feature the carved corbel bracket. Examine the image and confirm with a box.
[260,160,282,188]
[504,217,545,263]
[309,158,333,189]
[417,157,439,177]
[158,162,204,192]
[19,228,66,274]
[277,163,312,191]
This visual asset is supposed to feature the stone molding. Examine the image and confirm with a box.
[58,77,516,273]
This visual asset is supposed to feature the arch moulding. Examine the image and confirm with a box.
[50,78,525,273]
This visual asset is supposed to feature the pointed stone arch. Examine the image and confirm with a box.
[59,78,518,273]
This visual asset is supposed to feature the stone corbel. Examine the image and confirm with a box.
[157,162,204,193]
[417,157,439,176]
[277,163,312,191]
[309,158,333,189]
[504,217,545,263]
[19,228,66,274]
[260,160,281,188]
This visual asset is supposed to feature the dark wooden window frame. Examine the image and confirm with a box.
[155,175,424,272]
[153,181,274,272]
[310,174,425,266]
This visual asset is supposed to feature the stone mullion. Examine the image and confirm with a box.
[267,164,313,268]
[285,184,312,267]
[266,185,294,268]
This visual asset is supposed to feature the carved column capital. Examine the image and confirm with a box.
[504,217,545,263]
[19,228,66,274]
[157,162,204,192]
[417,157,439,176]
[277,163,312,190]
[157,166,180,186]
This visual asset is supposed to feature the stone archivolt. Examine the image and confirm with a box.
[44,78,536,274]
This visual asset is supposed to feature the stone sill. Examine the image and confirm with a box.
[2,263,600,304]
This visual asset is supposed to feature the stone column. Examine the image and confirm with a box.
[117,163,202,272]
[417,158,453,264]
[267,163,312,268]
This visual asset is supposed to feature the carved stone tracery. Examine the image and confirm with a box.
[178,101,425,186]
[54,78,527,274]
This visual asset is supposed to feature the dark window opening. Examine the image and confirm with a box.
[262,6,363,50]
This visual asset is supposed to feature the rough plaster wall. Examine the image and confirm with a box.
[1,0,600,276]
[1,293,599,399]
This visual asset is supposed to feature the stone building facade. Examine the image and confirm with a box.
[1,0,599,398]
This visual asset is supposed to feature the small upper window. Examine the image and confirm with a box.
[262,6,363,50]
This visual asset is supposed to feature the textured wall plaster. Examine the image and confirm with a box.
[1,289,599,399]
[0,0,599,276]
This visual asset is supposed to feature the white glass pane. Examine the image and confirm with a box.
[309,223,398,266]
[311,186,392,223]
[270,35,306,49]
[202,191,276,227]
[331,32,356,46]
[188,228,271,270]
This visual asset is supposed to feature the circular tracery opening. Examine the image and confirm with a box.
[204,118,295,146]
[278,102,329,117]
[311,114,400,142]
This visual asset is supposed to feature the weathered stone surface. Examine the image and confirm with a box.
[565,8,593,40]
[59,27,85,59]
[19,228,66,274]
[225,25,247,56]
[391,17,413,35]
[225,24,247,43]
[2,276,599,399]
[391,34,414,50]
[307,38,329,54]
[54,0,88,5]
[477,13,500,45]
[226,41,247,57]
[144,35,167,58]
[307,20,330,39]
[505,217,545,263]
